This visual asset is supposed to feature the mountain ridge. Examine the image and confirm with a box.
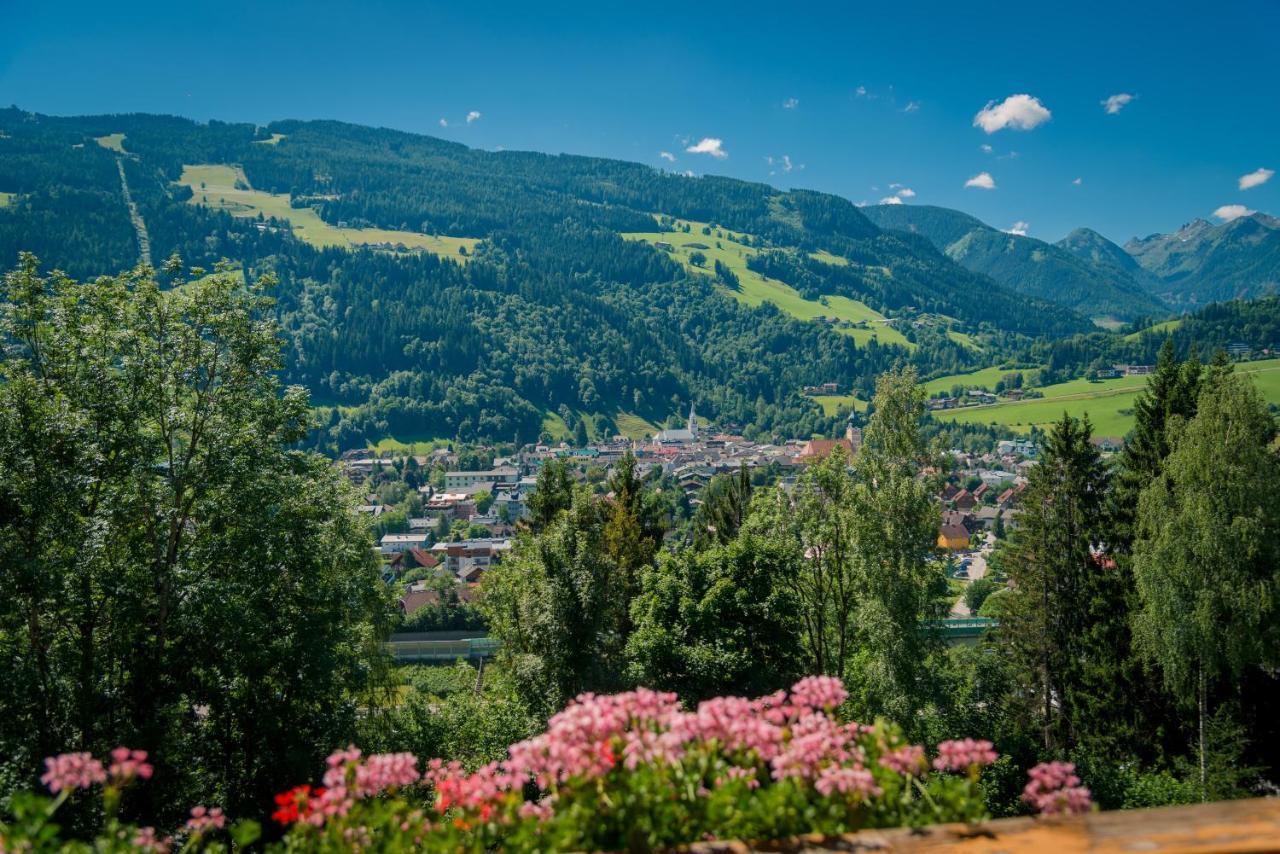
[861,203,1168,322]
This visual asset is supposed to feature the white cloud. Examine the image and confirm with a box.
[1006,221,1030,236]
[965,172,996,190]
[980,144,993,154]
[659,151,675,162]
[781,154,793,172]
[854,85,869,98]
[1239,167,1274,191]
[902,100,921,113]
[466,110,481,123]
[686,137,728,159]
[879,196,905,205]
[682,170,695,178]
[438,118,448,128]
[1214,204,1254,222]
[973,94,1052,133]
[782,97,799,110]
[1073,177,1083,186]
[1101,93,1134,115]
[896,187,916,198]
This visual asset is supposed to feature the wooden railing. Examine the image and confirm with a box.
[682,797,1280,852]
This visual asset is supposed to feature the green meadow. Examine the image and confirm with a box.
[178,164,479,259]
[254,133,287,145]
[1124,318,1183,341]
[931,358,1280,437]
[0,192,15,208]
[622,218,913,350]
[810,394,869,417]
[923,365,1038,395]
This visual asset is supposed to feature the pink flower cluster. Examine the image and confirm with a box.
[814,765,881,798]
[131,826,172,853]
[932,738,999,772]
[40,752,106,793]
[790,675,849,711]
[880,744,927,777]
[1022,761,1093,816]
[40,746,155,794]
[108,747,153,785]
[184,805,226,834]
[301,747,424,825]
[417,677,892,826]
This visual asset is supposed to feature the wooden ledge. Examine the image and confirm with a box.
[681,797,1280,853]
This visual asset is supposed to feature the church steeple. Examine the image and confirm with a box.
[688,402,698,436]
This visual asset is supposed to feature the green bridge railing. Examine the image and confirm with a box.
[388,636,500,663]
[388,619,997,664]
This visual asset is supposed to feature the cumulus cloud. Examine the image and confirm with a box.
[854,85,870,98]
[1073,177,1083,186]
[438,118,448,128]
[880,196,906,205]
[782,97,799,110]
[1102,93,1134,114]
[973,94,1052,133]
[1214,204,1254,222]
[659,151,675,162]
[466,110,481,123]
[686,137,728,159]
[896,187,916,198]
[1006,221,1030,236]
[1239,167,1274,191]
[980,144,993,154]
[965,172,996,190]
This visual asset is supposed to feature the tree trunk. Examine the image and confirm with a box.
[1198,665,1208,803]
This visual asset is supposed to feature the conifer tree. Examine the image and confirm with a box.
[999,413,1109,752]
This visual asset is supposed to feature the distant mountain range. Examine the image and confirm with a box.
[1125,213,1280,308]
[861,204,1167,322]
[863,204,1280,317]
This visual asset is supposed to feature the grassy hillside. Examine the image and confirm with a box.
[622,219,914,349]
[178,164,479,259]
[923,365,1039,395]
[94,133,127,153]
[931,358,1280,436]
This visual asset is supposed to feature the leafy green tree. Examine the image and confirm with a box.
[742,367,941,723]
[965,578,999,613]
[0,255,391,823]
[626,532,804,702]
[481,488,628,714]
[998,413,1109,753]
[1132,370,1280,799]
[845,367,945,723]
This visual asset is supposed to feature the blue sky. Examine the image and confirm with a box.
[3,0,1278,243]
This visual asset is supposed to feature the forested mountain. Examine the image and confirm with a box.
[1125,213,1280,307]
[862,203,1169,322]
[0,107,1094,447]
[1056,227,1162,290]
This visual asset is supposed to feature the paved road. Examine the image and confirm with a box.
[949,532,995,617]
